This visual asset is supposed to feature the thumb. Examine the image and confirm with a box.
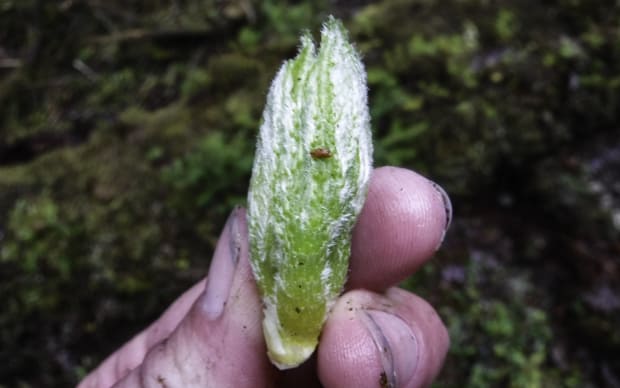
[81,207,275,387]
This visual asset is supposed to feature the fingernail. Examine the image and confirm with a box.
[361,310,419,388]
[202,206,243,320]
[430,181,452,250]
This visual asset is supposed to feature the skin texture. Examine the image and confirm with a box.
[78,166,451,388]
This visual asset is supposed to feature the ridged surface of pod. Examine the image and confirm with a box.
[247,17,373,369]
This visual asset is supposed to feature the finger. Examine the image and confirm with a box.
[318,288,450,388]
[77,280,206,388]
[79,207,275,387]
[348,166,452,291]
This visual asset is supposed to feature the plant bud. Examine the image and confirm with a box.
[247,16,373,369]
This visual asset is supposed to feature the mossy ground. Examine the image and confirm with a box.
[1,1,619,386]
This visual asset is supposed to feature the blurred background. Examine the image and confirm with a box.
[1,0,619,386]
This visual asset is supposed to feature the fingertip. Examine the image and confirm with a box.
[318,289,449,388]
[184,206,274,385]
[318,292,382,387]
[384,288,450,386]
[349,166,451,290]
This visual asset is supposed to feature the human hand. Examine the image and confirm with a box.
[77,166,452,388]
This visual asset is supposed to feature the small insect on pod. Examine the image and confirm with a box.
[310,147,332,159]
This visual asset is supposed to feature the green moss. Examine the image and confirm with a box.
[403,257,583,388]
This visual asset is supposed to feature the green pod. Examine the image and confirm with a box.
[247,16,373,369]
